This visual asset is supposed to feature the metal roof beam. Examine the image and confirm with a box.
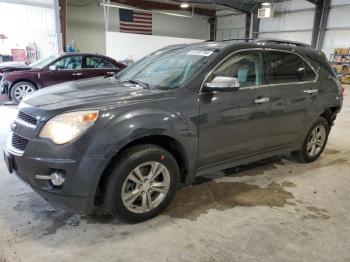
[173,0,257,13]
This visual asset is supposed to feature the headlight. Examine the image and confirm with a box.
[39,110,99,144]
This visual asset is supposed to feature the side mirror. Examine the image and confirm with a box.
[49,65,57,71]
[204,76,240,92]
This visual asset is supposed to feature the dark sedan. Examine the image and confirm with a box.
[0,53,126,102]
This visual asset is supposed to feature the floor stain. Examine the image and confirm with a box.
[301,206,330,220]
[319,158,347,167]
[280,181,296,188]
[324,148,341,155]
[166,181,295,221]
[12,192,74,236]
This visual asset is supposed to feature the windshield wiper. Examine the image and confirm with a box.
[124,79,150,89]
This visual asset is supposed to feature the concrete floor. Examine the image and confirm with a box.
[0,88,350,262]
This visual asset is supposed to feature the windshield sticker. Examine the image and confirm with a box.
[187,50,213,56]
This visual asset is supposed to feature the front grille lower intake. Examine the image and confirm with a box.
[11,133,29,151]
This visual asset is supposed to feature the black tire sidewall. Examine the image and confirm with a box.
[10,82,37,103]
[105,145,180,223]
[301,117,330,162]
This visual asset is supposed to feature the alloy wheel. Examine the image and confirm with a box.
[121,161,171,214]
[14,84,35,101]
[306,125,326,157]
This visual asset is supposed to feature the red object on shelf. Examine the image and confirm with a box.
[11,49,27,62]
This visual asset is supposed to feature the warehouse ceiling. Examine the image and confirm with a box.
[69,0,320,17]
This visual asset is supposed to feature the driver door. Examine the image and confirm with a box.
[197,50,271,167]
[40,55,84,87]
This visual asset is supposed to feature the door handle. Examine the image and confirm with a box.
[254,97,270,104]
[303,89,318,94]
[72,72,82,76]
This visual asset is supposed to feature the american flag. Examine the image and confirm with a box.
[119,9,152,35]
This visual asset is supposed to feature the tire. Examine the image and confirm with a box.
[292,117,330,163]
[104,144,180,223]
[10,81,37,103]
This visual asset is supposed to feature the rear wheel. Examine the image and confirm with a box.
[10,81,37,103]
[104,144,180,222]
[292,117,329,163]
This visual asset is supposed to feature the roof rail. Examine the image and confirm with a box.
[255,38,311,48]
[204,38,255,42]
[210,38,311,48]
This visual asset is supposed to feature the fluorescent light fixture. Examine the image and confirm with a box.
[180,3,190,8]
[262,2,271,6]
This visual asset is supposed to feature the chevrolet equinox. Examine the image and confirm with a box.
[3,39,343,222]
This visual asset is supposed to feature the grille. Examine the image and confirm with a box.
[12,133,29,151]
[17,111,37,126]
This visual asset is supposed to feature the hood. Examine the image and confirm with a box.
[0,65,31,74]
[22,77,163,111]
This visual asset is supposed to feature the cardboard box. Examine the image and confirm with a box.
[334,48,342,55]
[341,48,349,55]
[335,65,343,73]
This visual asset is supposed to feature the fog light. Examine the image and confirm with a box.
[35,171,65,186]
[50,171,65,186]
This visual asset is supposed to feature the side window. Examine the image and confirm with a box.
[267,51,316,84]
[85,56,112,69]
[54,56,83,70]
[207,51,266,88]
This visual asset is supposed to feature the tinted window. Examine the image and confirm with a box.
[54,56,83,70]
[85,56,113,69]
[208,50,266,88]
[267,51,316,84]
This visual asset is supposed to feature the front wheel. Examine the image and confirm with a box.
[292,117,330,163]
[10,81,37,103]
[104,144,180,223]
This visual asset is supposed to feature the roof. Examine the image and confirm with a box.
[163,38,314,52]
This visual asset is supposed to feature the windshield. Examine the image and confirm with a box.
[116,47,216,90]
[29,54,60,68]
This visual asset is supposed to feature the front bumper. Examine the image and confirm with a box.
[5,148,102,214]
[4,137,110,214]
[0,78,9,95]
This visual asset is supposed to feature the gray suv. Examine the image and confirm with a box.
[3,39,343,222]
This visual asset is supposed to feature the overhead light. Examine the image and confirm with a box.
[180,3,190,8]
[262,2,271,6]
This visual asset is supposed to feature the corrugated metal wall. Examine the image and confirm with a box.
[258,0,315,44]
[323,0,350,58]
[216,13,246,41]
[257,0,350,58]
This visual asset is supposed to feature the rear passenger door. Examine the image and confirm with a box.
[83,56,118,78]
[264,50,318,152]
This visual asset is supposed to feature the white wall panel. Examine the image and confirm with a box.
[322,1,350,58]
[323,30,350,59]
[106,31,203,61]
[216,14,246,41]
[327,5,350,28]
[260,11,314,32]
[258,0,314,44]
[259,32,313,45]
[331,0,350,5]
[272,0,314,12]
[67,5,210,55]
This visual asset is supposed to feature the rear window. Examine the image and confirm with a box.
[267,51,316,84]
